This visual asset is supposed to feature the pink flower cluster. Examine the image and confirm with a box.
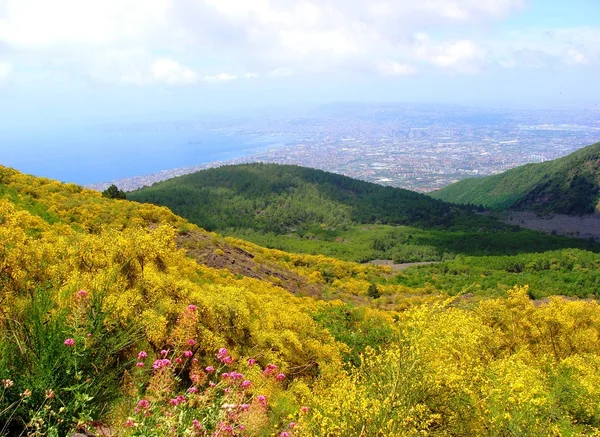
[217,347,233,364]
[135,399,150,413]
[169,395,186,406]
[263,363,277,375]
[64,338,75,347]
[76,290,88,298]
[152,358,172,370]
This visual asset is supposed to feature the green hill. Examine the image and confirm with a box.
[129,163,463,232]
[129,163,597,264]
[430,141,600,214]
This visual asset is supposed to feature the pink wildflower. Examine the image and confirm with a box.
[275,373,286,381]
[280,433,290,437]
[192,358,198,363]
[288,422,296,428]
[136,362,144,368]
[217,348,228,360]
[184,350,193,358]
[240,404,250,411]
[160,349,168,357]
[192,419,203,429]
[263,363,277,375]
[221,372,230,379]
[229,371,244,380]
[77,290,88,298]
[205,366,215,373]
[209,382,216,387]
[222,355,233,365]
[218,423,233,433]
[138,399,150,410]
[239,424,246,431]
[247,358,256,366]
[152,358,172,370]
[187,304,197,311]
[64,338,75,347]
[137,351,147,360]
[187,339,196,346]
[175,357,183,364]
[241,380,252,389]
[301,406,309,413]
[187,386,198,394]
[257,395,267,406]
[125,418,135,428]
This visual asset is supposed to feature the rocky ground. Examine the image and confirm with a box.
[501,211,600,241]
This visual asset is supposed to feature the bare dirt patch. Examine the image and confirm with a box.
[176,230,322,296]
[369,259,439,271]
[502,211,600,241]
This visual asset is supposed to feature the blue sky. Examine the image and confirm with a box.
[0,0,598,127]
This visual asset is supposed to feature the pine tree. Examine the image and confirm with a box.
[102,184,127,200]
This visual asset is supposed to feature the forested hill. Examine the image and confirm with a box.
[430,141,600,214]
[129,163,465,232]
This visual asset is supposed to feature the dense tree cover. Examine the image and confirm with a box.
[129,163,466,233]
[431,141,600,213]
[2,165,600,435]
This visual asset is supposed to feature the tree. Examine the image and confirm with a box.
[367,283,381,299]
[102,184,127,200]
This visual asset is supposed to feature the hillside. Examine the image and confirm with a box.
[3,164,600,435]
[431,141,600,214]
[128,163,463,232]
[129,162,598,264]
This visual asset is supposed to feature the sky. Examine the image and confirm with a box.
[0,0,599,127]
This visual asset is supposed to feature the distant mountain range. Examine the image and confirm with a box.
[431,141,600,215]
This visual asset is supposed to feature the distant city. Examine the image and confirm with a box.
[88,103,600,193]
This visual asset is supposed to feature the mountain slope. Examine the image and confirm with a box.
[128,163,463,232]
[431,141,600,213]
[4,165,600,435]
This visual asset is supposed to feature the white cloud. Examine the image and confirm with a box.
[377,61,417,76]
[489,27,600,69]
[151,58,198,84]
[202,72,237,82]
[412,35,486,72]
[0,0,597,85]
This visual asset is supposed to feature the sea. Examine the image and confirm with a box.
[1,124,287,185]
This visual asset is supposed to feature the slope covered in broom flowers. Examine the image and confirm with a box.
[1,165,600,436]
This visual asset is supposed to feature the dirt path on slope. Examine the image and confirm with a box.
[369,259,439,271]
